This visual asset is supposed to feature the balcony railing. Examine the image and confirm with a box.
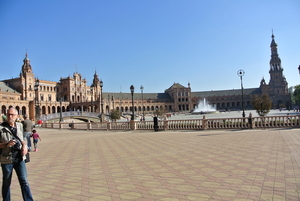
[41,115,300,131]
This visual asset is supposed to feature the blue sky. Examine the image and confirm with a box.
[0,0,299,93]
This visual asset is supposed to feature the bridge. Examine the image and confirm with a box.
[40,111,103,122]
[41,111,141,123]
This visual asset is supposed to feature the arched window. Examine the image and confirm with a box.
[15,106,20,115]
[39,106,44,115]
[1,106,7,115]
[22,106,26,116]
[52,106,56,113]
[246,101,251,106]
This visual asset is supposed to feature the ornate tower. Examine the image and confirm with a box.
[268,33,288,96]
[91,71,100,99]
[20,52,35,101]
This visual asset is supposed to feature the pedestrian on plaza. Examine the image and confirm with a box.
[153,116,158,132]
[22,114,33,151]
[37,119,42,127]
[248,112,253,129]
[31,129,41,152]
[0,107,34,201]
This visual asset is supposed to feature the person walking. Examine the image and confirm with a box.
[31,129,41,152]
[153,116,158,132]
[22,114,33,152]
[0,107,34,201]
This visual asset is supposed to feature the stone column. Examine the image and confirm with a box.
[202,115,208,130]
[130,120,136,130]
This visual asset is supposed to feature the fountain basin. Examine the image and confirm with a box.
[191,111,219,115]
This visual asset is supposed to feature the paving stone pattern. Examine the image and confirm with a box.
[7,128,300,200]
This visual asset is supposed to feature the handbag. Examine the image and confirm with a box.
[25,152,30,163]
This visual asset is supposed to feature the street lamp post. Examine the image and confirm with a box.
[130,85,135,120]
[100,80,104,122]
[59,97,63,122]
[34,79,40,121]
[90,86,93,112]
[140,85,145,121]
[120,99,122,114]
[237,69,245,118]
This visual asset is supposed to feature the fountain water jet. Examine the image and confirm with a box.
[192,98,217,114]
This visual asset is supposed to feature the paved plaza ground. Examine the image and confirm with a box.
[7,128,300,201]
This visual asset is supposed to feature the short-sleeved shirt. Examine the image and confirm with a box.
[31,133,40,139]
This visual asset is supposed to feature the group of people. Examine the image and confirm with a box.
[23,115,42,152]
[0,107,42,201]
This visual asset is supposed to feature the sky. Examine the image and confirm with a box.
[0,0,299,94]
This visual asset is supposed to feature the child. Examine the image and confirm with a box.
[31,129,42,151]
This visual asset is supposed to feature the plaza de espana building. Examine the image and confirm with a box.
[0,34,291,120]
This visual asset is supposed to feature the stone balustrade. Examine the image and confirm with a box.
[41,115,300,131]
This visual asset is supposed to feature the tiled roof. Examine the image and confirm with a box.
[0,82,20,94]
[102,87,261,101]
[102,92,171,100]
[191,88,261,98]
[166,83,187,91]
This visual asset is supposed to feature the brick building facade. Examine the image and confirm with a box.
[0,34,291,120]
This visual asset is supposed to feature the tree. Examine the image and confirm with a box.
[252,94,272,116]
[153,107,168,119]
[293,85,300,107]
[110,109,121,122]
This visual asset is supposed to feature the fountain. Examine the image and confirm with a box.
[192,98,217,114]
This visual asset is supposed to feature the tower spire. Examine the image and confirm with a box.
[269,32,281,71]
[91,70,100,87]
[21,51,32,75]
